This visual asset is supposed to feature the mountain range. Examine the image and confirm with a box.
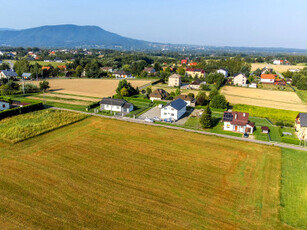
[0,24,307,54]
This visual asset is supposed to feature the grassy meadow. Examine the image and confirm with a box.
[281,148,307,228]
[0,116,292,229]
[0,109,87,143]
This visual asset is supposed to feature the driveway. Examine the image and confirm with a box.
[138,106,161,120]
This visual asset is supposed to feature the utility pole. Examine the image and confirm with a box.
[22,75,25,94]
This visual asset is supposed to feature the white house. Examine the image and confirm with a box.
[289,69,300,73]
[223,111,254,134]
[161,98,187,121]
[0,100,10,111]
[217,69,228,78]
[249,83,257,88]
[112,71,132,79]
[0,70,18,79]
[99,98,134,113]
[260,74,276,84]
[233,73,247,86]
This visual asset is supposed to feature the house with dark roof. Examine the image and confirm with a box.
[223,111,255,134]
[174,95,196,107]
[161,98,187,121]
[295,113,307,140]
[189,78,206,90]
[100,98,134,113]
[149,89,169,101]
[0,70,18,79]
[144,67,156,74]
[22,73,32,79]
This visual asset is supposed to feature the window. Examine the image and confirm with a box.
[2,104,5,108]
[164,113,167,115]
[171,114,174,116]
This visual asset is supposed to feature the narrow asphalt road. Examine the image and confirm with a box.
[50,107,307,152]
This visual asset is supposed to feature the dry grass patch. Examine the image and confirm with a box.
[0,117,291,229]
[221,86,307,112]
[32,79,152,97]
[43,93,99,102]
[251,63,305,73]
[27,96,91,105]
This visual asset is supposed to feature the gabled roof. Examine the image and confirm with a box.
[233,73,246,78]
[165,98,187,111]
[186,68,205,73]
[149,89,169,99]
[261,74,276,80]
[190,78,202,85]
[100,98,133,108]
[174,95,195,102]
[22,73,32,77]
[113,70,130,75]
[1,70,17,77]
[169,74,181,79]
[223,111,249,126]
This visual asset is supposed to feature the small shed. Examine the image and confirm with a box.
[261,126,270,134]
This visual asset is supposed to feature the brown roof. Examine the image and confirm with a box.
[223,111,249,126]
[149,89,169,99]
[174,95,195,102]
[261,126,269,131]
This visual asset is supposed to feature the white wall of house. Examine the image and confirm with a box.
[101,104,123,112]
[150,97,161,102]
[0,101,10,111]
[273,60,281,65]
[161,105,186,120]
[233,74,247,86]
[261,79,275,84]
[224,122,253,134]
[217,69,228,78]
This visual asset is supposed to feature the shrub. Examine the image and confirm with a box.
[0,102,44,120]
[281,137,300,145]
[210,94,228,109]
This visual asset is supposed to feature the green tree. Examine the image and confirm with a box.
[200,105,213,128]
[196,91,207,106]
[188,93,194,98]
[120,87,129,97]
[210,94,228,109]
[146,87,152,95]
[175,88,181,96]
[75,65,83,77]
[39,80,50,92]
[115,79,137,97]
[209,88,219,100]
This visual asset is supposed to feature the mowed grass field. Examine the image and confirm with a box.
[0,116,292,229]
[221,86,307,112]
[251,63,306,72]
[31,79,153,97]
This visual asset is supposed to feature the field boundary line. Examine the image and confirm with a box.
[48,106,307,152]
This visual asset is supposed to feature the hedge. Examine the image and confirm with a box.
[281,137,300,145]
[87,102,100,110]
[0,102,44,120]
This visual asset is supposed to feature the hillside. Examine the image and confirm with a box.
[0,24,155,49]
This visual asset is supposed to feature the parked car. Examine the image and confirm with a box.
[145,118,154,123]
[153,117,160,121]
[243,133,249,138]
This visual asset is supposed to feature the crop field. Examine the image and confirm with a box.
[0,109,87,143]
[221,86,307,112]
[0,116,294,229]
[251,63,305,72]
[31,79,153,97]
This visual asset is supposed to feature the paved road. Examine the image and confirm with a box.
[51,107,307,152]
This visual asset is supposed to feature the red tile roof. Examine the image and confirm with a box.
[261,74,276,80]
[186,68,205,73]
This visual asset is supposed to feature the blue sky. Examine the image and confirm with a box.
[1,0,307,48]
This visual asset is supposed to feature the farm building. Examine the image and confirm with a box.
[100,98,134,113]
[168,74,182,87]
[186,68,205,78]
[0,70,18,79]
[295,113,307,140]
[174,95,196,107]
[261,74,276,84]
[217,69,228,78]
[0,100,10,111]
[161,98,187,121]
[261,126,270,134]
[233,73,247,86]
[223,111,255,134]
[149,89,169,101]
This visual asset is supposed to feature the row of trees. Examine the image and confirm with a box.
[0,79,49,96]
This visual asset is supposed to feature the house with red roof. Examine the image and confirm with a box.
[274,79,286,86]
[188,62,198,66]
[42,66,51,70]
[57,65,67,70]
[260,74,276,84]
[186,68,205,78]
[181,59,188,64]
[223,111,255,134]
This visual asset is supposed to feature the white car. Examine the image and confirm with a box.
[144,118,154,123]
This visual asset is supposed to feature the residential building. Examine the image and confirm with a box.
[186,68,205,78]
[99,98,134,113]
[295,113,307,140]
[149,89,169,101]
[289,69,300,73]
[223,111,255,134]
[174,95,196,107]
[57,65,67,70]
[168,74,182,87]
[161,98,187,121]
[233,73,247,86]
[181,59,188,64]
[188,62,198,66]
[261,126,269,134]
[22,73,32,79]
[260,74,276,84]
[0,70,18,79]
[112,71,132,78]
[273,59,290,65]
[249,83,257,88]
[217,69,228,78]
[0,100,10,111]
[42,66,51,70]
[274,79,286,86]
[261,67,273,74]
[144,67,156,74]
[101,67,114,73]
[189,78,206,90]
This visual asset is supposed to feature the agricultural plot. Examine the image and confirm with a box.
[31,79,152,97]
[0,109,87,143]
[251,63,305,73]
[0,117,291,229]
[221,86,307,112]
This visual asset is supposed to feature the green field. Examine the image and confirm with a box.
[281,148,307,228]
[29,61,69,68]
[0,109,87,143]
[233,104,298,123]
[0,116,294,229]
[296,89,307,103]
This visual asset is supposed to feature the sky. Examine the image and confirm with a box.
[0,0,307,49]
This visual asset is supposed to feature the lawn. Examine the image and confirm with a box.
[0,109,87,143]
[296,89,307,103]
[0,117,290,229]
[281,148,307,229]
